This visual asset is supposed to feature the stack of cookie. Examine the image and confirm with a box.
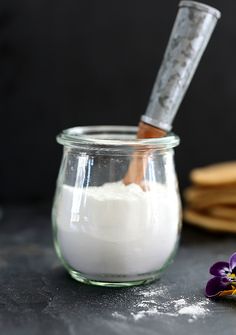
[184,162,236,233]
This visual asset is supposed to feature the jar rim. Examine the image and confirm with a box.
[57,125,180,149]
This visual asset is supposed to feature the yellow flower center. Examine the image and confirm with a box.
[227,273,236,279]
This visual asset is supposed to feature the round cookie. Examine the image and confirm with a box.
[184,184,236,203]
[190,161,236,186]
[208,206,236,221]
[184,187,236,209]
[184,208,236,233]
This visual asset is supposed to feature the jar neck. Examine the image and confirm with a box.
[57,126,180,152]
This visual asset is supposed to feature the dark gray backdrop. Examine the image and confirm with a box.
[0,0,235,203]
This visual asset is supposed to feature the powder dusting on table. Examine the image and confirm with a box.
[137,285,169,298]
[178,301,209,321]
[111,312,127,320]
[111,285,210,322]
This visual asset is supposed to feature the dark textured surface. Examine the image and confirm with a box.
[1,205,236,335]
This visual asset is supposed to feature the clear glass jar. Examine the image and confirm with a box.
[52,126,181,287]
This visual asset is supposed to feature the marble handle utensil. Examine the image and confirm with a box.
[124,1,221,185]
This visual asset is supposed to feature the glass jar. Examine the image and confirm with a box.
[52,126,181,287]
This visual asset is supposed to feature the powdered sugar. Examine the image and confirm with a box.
[173,298,186,308]
[131,308,159,321]
[111,285,210,322]
[56,182,179,281]
[178,300,210,321]
[137,286,169,298]
[111,312,127,320]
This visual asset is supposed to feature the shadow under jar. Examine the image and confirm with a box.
[52,126,181,287]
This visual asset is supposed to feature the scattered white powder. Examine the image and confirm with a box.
[111,312,127,320]
[178,300,210,322]
[178,305,206,318]
[137,300,157,307]
[136,302,148,308]
[136,285,169,298]
[131,308,159,321]
[111,286,210,322]
[173,298,186,308]
[56,181,179,280]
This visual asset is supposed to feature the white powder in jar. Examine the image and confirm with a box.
[55,181,180,281]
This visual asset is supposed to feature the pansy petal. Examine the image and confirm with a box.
[229,252,236,272]
[205,277,230,298]
[209,261,229,276]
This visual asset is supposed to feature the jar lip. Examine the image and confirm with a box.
[57,125,180,149]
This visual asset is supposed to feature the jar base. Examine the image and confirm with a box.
[68,269,161,287]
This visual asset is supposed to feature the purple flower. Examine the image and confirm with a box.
[205,252,236,298]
